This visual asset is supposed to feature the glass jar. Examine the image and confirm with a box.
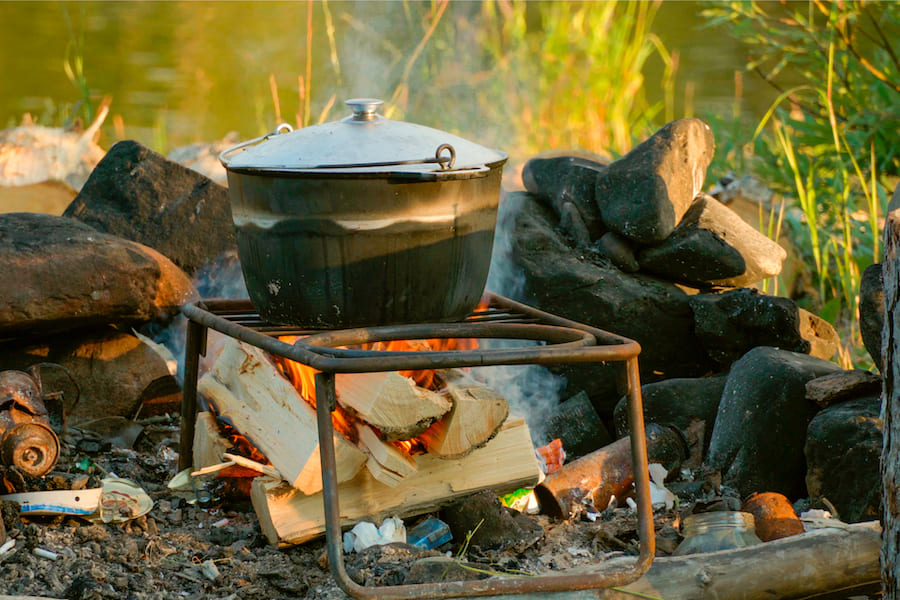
[673,511,762,556]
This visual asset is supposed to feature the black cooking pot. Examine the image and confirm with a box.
[220,99,508,328]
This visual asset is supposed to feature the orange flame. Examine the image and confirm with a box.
[273,328,481,452]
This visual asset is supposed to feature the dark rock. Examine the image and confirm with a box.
[558,201,593,248]
[689,288,810,368]
[705,347,841,499]
[613,376,727,461]
[64,140,236,276]
[805,395,882,522]
[522,153,608,240]
[806,369,882,409]
[859,263,884,371]
[404,556,491,584]
[594,231,640,272]
[0,213,195,337]
[637,193,786,287]
[0,328,178,424]
[440,490,543,553]
[505,192,713,415]
[544,391,612,460]
[596,119,715,244]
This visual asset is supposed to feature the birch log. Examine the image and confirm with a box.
[199,339,366,495]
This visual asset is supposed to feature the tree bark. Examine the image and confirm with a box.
[882,208,900,596]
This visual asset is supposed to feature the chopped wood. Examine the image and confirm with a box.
[192,411,232,471]
[199,339,366,495]
[354,423,417,487]
[251,416,540,546]
[418,369,509,458]
[335,371,451,440]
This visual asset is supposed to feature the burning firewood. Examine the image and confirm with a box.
[334,371,451,441]
[354,423,417,487]
[198,339,367,495]
[418,369,509,459]
[250,416,540,547]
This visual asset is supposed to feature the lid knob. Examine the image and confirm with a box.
[346,98,383,121]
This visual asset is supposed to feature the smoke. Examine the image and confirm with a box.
[148,251,249,386]
[476,190,567,447]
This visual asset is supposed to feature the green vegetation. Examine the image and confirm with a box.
[266,0,676,162]
[702,0,900,367]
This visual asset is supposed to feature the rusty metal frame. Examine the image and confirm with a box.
[180,292,654,598]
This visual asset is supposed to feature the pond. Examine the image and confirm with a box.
[0,1,784,162]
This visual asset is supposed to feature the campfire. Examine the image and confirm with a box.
[193,320,541,547]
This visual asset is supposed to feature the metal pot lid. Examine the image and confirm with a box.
[220,98,507,175]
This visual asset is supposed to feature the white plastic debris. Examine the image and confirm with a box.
[33,547,58,561]
[0,539,15,555]
[200,559,221,582]
[342,516,407,553]
[647,463,676,510]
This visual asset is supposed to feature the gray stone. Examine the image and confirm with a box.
[806,369,882,409]
[613,376,727,461]
[440,490,543,553]
[637,193,786,287]
[522,153,608,240]
[64,140,236,276]
[805,395,882,522]
[404,556,490,584]
[596,119,715,244]
[0,213,195,337]
[705,347,841,499]
[0,328,177,424]
[859,263,883,371]
[344,542,440,587]
[505,192,714,415]
[594,231,639,273]
[689,288,810,367]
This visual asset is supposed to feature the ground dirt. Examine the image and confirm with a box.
[0,415,677,600]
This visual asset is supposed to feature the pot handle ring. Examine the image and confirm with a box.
[218,123,294,167]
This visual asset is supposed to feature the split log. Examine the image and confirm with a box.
[418,369,509,458]
[251,416,540,546]
[198,339,367,495]
[354,423,417,487]
[335,371,451,440]
[192,411,232,470]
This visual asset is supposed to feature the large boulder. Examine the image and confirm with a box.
[521,153,608,242]
[688,288,810,367]
[502,192,713,415]
[637,193,786,287]
[705,347,841,499]
[64,140,236,276]
[805,395,882,523]
[613,375,727,460]
[595,119,715,244]
[0,213,195,337]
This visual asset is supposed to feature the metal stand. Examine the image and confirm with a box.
[180,293,655,599]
